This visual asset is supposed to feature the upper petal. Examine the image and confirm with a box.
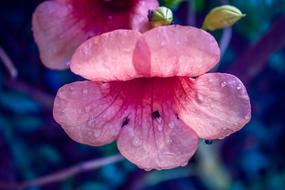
[176,73,251,139]
[139,25,220,77]
[71,25,220,81]
[70,30,143,81]
[53,80,125,146]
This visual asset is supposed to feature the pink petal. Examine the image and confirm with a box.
[70,30,143,81]
[117,107,198,170]
[176,73,251,139]
[115,78,198,170]
[32,1,87,69]
[54,78,198,169]
[33,0,158,70]
[140,25,220,77]
[53,80,125,146]
[71,25,220,81]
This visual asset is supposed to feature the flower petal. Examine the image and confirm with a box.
[71,25,220,81]
[71,30,143,81]
[33,0,158,70]
[116,78,198,170]
[53,81,125,146]
[32,1,87,69]
[140,25,220,77]
[176,73,251,139]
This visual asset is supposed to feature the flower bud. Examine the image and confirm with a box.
[148,6,173,27]
[202,5,246,31]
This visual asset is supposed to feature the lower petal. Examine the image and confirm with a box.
[176,73,251,139]
[116,78,198,170]
[53,81,126,146]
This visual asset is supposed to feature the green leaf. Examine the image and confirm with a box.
[0,91,40,113]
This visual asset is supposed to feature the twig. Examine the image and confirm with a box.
[219,27,232,57]
[0,46,18,79]
[228,14,285,86]
[0,154,124,190]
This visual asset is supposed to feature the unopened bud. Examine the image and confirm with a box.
[202,5,246,31]
[148,6,173,27]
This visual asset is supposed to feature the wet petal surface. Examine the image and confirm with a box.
[53,81,125,146]
[33,0,158,69]
[53,78,199,169]
[71,30,143,81]
[140,25,220,77]
[176,73,251,139]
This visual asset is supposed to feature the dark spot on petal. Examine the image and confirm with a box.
[175,113,180,120]
[204,140,214,145]
[152,110,160,119]
[121,117,129,127]
[147,9,154,22]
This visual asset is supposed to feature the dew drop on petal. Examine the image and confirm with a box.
[236,84,242,90]
[132,137,140,146]
[221,81,227,88]
[101,83,110,89]
[157,124,163,131]
[160,41,165,47]
[204,139,213,145]
[168,122,175,129]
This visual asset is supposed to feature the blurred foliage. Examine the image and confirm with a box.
[0,0,285,190]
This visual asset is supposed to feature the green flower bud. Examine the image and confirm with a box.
[202,5,246,31]
[148,6,173,27]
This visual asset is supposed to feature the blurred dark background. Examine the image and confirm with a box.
[0,0,285,189]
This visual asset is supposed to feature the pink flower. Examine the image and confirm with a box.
[32,0,158,69]
[53,25,251,170]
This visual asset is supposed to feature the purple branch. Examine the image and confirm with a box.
[228,14,285,86]
[0,47,18,79]
[0,154,124,189]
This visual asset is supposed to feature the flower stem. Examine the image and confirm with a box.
[0,154,124,189]
[0,46,18,79]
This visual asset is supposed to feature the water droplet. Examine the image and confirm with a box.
[244,115,250,120]
[204,139,213,145]
[160,41,165,47]
[180,161,188,167]
[166,137,172,144]
[157,124,163,131]
[108,15,113,20]
[82,89,88,95]
[132,137,140,146]
[101,83,110,89]
[236,84,242,90]
[221,81,227,88]
[168,122,175,129]
[69,86,74,92]
[197,94,203,102]
[88,117,96,127]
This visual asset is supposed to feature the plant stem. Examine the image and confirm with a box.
[0,46,18,79]
[0,154,124,189]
